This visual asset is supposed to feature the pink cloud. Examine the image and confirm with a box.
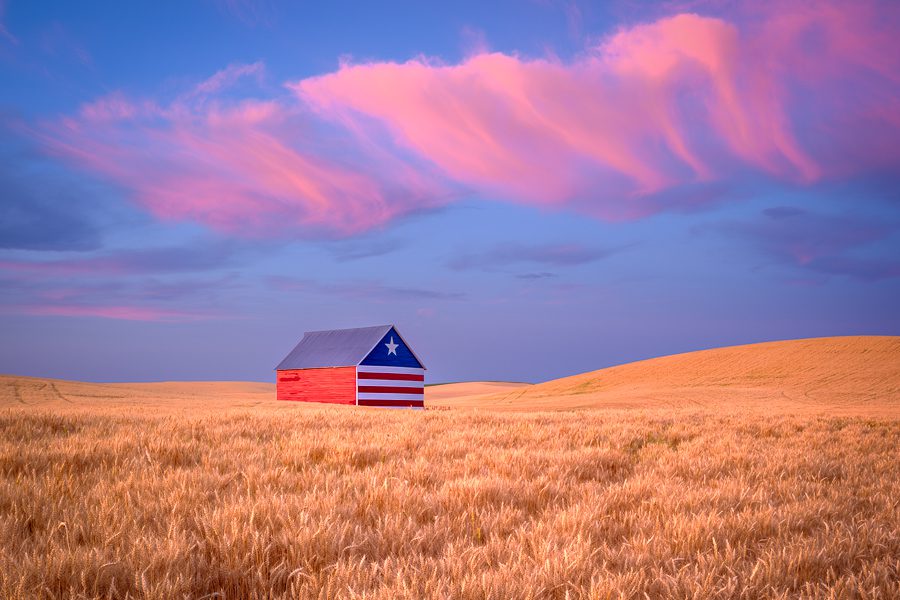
[294,2,899,219]
[77,92,145,121]
[36,66,449,237]
[17,305,205,321]
[33,2,900,235]
[192,61,265,96]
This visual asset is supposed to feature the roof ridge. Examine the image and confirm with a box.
[302,324,393,335]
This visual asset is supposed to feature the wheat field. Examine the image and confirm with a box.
[1,336,899,599]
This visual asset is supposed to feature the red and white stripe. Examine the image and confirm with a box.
[356,365,424,408]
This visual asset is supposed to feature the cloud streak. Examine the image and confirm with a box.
[35,64,449,238]
[0,273,237,321]
[267,276,465,301]
[0,241,240,276]
[719,207,900,282]
[15,304,205,321]
[0,239,247,321]
[295,2,899,220]
[0,0,17,45]
[448,242,620,271]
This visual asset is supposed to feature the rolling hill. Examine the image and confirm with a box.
[428,336,900,415]
[2,336,898,415]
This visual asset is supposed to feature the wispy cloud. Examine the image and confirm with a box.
[0,273,239,321]
[295,2,898,219]
[0,178,103,252]
[267,276,465,301]
[325,237,406,262]
[448,242,620,271]
[191,61,265,96]
[0,241,240,276]
[213,0,277,27]
[34,63,450,238]
[807,256,900,282]
[716,206,900,282]
[0,0,17,45]
[14,304,207,321]
[0,235,249,320]
[29,1,900,237]
[0,133,131,252]
[39,21,92,66]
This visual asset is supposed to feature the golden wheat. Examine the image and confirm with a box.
[1,404,898,599]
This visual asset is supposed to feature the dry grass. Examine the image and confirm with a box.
[1,335,898,598]
[0,377,276,413]
[2,407,899,599]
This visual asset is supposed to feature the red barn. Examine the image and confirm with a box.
[275,324,426,408]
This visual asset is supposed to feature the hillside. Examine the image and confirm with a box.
[429,336,900,416]
[0,376,276,412]
[0,376,530,413]
[2,337,899,598]
[2,336,898,415]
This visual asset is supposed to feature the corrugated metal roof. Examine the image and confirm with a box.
[275,325,393,370]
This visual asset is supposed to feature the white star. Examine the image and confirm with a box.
[385,336,399,356]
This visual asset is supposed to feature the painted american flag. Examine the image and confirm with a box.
[356,365,425,408]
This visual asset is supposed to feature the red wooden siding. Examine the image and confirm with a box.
[277,367,357,404]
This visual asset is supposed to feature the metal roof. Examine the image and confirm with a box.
[275,325,395,370]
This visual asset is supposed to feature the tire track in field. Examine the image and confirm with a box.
[12,381,26,404]
[48,382,74,404]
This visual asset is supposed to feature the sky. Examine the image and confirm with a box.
[1,0,899,384]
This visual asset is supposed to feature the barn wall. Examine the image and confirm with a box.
[276,367,357,404]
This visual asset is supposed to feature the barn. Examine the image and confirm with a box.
[275,324,426,408]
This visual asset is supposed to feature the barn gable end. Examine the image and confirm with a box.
[360,326,424,369]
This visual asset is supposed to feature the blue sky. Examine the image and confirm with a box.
[1,0,898,383]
